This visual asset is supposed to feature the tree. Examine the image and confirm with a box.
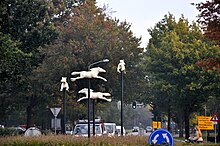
[0,32,30,123]
[142,13,220,138]
[0,0,58,127]
[193,1,220,71]
[32,0,144,125]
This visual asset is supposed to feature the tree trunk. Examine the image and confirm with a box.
[184,110,190,139]
[26,95,34,128]
[167,106,171,132]
[178,116,184,138]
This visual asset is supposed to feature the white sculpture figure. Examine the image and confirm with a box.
[77,88,112,102]
[117,60,126,73]
[71,67,107,82]
[60,77,69,91]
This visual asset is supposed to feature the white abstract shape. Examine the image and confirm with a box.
[77,88,111,102]
[117,60,126,73]
[152,134,159,144]
[162,133,170,143]
[60,77,69,91]
[71,67,107,82]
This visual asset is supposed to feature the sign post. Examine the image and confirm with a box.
[210,112,219,145]
[50,107,61,134]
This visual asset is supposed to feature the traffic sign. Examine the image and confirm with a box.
[148,129,173,146]
[211,112,219,122]
[50,107,61,117]
[152,121,161,129]
[197,116,214,130]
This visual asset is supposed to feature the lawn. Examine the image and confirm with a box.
[0,135,219,146]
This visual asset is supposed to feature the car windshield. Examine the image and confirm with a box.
[105,125,114,133]
[74,124,101,134]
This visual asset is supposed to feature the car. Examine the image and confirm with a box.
[116,126,126,136]
[131,126,140,135]
[104,123,116,136]
[73,119,105,137]
[132,126,139,132]
[65,126,73,135]
[146,126,153,132]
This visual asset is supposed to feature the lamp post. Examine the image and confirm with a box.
[60,77,69,134]
[117,60,126,136]
[88,59,109,137]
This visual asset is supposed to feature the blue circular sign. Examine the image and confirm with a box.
[148,129,173,146]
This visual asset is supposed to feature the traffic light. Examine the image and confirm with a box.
[132,101,136,109]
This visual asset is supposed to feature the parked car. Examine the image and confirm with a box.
[131,126,140,135]
[73,119,106,137]
[104,123,116,136]
[146,126,153,132]
[116,126,126,136]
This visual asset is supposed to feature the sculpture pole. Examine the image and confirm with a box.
[88,59,109,137]
[121,70,124,136]
[117,60,126,136]
[60,77,69,134]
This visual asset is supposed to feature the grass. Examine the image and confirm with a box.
[0,135,220,146]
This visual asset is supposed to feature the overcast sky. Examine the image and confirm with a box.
[96,0,205,47]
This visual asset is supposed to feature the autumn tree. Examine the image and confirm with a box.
[33,0,144,126]
[193,1,220,71]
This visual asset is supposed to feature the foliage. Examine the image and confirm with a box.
[141,13,220,138]
[33,0,144,125]
[0,0,58,126]
[193,1,220,71]
[193,0,220,45]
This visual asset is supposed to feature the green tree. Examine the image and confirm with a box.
[0,0,58,127]
[0,32,31,123]
[142,13,220,138]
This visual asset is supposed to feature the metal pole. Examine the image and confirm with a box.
[55,116,57,135]
[88,59,109,137]
[92,99,95,136]
[88,79,91,138]
[63,88,66,134]
[215,123,216,144]
[121,71,124,136]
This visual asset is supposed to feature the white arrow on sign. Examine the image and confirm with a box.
[152,134,159,144]
[50,108,61,117]
[162,133,170,143]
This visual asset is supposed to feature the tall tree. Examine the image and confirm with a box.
[142,13,220,138]
[193,1,220,71]
[33,0,144,125]
[0,0,58,127]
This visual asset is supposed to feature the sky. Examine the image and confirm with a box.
[96,0,205,47]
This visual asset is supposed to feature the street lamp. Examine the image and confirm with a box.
[60,77,69,134]
[88,59,109,137]
[117,60,126,136]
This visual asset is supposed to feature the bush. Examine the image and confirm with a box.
[0,127,27,137]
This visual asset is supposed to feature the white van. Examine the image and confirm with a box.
[104,123,116,136]
[73,119,107,137]
[73,123,103,137]
[116,126,126,136]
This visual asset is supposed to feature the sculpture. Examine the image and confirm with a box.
[60,77,69,91]
[117,60,126,73]
[77,88,112,102]
[71,67,107,82]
